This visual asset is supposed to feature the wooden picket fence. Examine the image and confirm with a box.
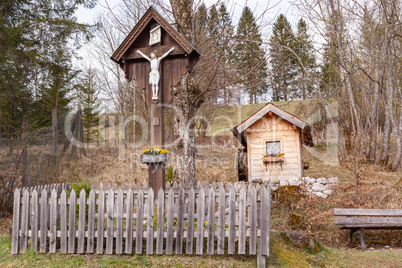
[11,181,271,261]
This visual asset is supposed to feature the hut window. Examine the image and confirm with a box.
[266,141,281,155]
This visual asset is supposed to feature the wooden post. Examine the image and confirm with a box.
[148,102,165,193]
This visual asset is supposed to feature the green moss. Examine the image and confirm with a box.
[271,236,312,267]
[288,212,303,228]
[276,185,302,206]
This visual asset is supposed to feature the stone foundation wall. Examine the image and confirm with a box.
[270,177,339,198]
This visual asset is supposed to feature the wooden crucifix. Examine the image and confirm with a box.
[111,6,199,193]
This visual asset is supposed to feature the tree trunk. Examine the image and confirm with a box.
[368,67,381,163]
[379,25,394,166]
[169,0,193,43]
[325,0,362,157]
[302,72,307,100]
[171,74,199,183]
[391,108,402,171]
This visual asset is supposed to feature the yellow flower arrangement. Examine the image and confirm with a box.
[263,153,284,157]
[142,146,167,155]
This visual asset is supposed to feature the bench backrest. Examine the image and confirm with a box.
[333,208,402,228]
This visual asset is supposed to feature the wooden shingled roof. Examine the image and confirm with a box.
[111,6,199,64]
[232,102,314,147]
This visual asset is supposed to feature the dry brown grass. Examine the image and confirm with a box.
[271,148,402,249]
[58,138,239,186]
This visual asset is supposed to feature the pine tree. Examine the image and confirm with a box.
[294,18,316,99]
[33,44,79,126]
[234,6,268,104]
[78,68,100,143]
[269,14,297,101]
[217,3,235,105]
[0,0,95,136]
[208,5,221,45]
[195,2,208,45]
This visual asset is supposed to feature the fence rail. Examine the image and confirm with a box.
[12,181,271,258]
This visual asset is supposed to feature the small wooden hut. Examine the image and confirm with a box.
[232,103,314,183]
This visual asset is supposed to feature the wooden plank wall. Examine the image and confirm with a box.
[11,181,271,258]
[247,113,302,182]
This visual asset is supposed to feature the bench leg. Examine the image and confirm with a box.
[360,228,367,250]
[349,230,353,248]
[349,228,358,248]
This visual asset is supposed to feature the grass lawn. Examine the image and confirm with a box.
[0,233,257,267]
[1,231,401,267]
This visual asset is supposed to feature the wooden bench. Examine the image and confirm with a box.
[333,208,402,250]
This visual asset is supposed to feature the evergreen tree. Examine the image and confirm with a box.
[269,14,297,101]
[33,44,80,126]
[294,18,316,99]
[78,68,100,143]
[195,2,208,44]
[320,40,341,98]
[234,6,268,104]
[0,0,95,136]
[217,3,235,105]
[208,4,221,44]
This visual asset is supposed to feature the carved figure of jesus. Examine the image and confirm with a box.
[137,47,175,101]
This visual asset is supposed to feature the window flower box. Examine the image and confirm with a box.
[262,154,284,163]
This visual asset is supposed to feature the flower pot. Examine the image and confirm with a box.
[262,155,284,163]
[141,153,167,164]
[303,162,309,170]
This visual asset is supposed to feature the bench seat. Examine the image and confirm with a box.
[333,208,402,250]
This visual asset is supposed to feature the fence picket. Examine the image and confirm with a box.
[40,188,48,253]
[228,185,235,254]
[20,189,29,253]
[68,189,76,254]
[267,181,272,257]
[156,188,164,254]
[106,188,114,254]
[207,186,215,255]
[116,189,124,254]
[196,186,205,255]
[60,190,67,253]
[135,189,144,254]
[31,189,38,252]
[166,187,174,255]
[259,187,268,256]
[175,186,184,254]
[77,189,86,253]
[96,187,105,254]
[87,189,95,253]
[49,189,57,253]
[12,188,20,254]
[125,188,133,254]
[239,183,246,254]
[217,184,225,254]
[186,187,195,254]
[146,187,154,254]
[249,184,257,254]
